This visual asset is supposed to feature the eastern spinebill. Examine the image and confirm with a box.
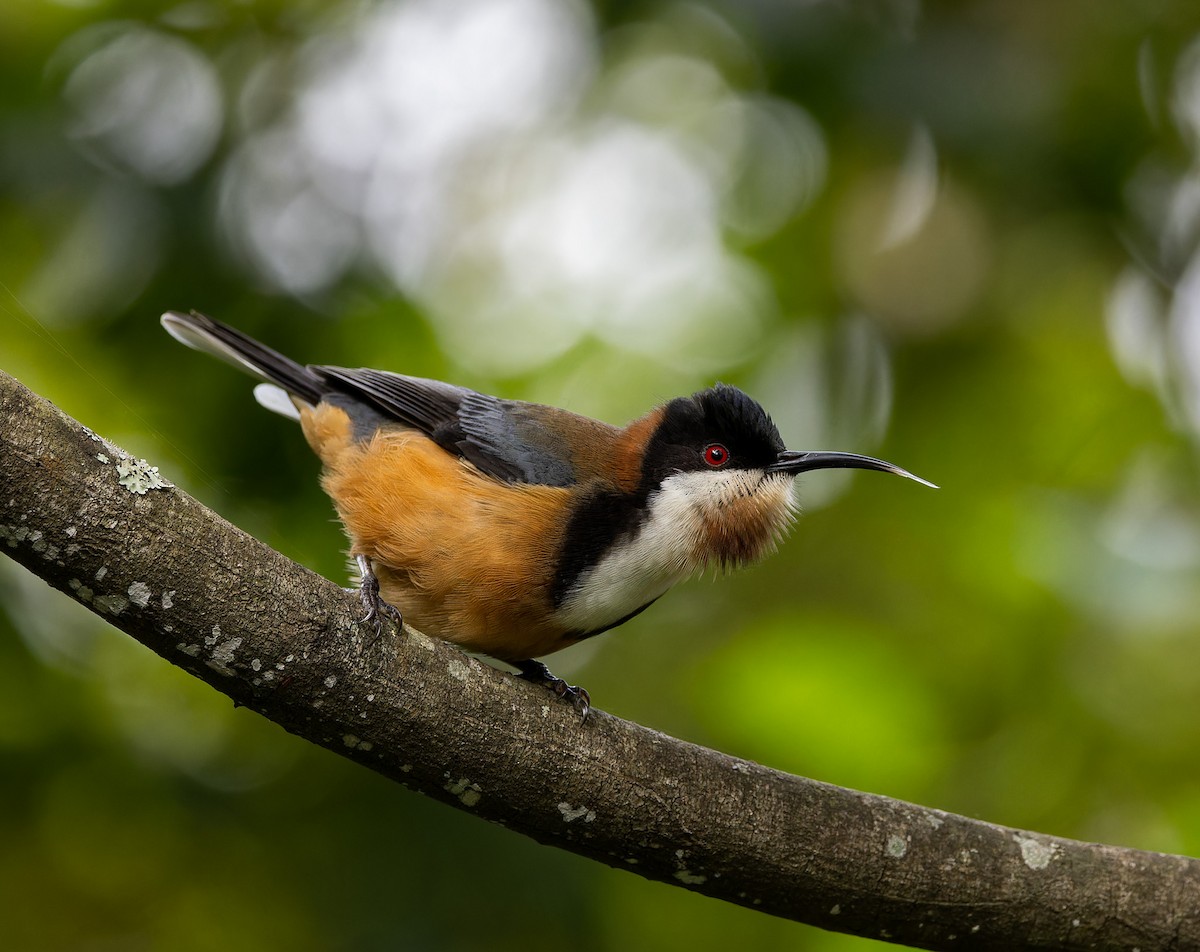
[162,310,934,718]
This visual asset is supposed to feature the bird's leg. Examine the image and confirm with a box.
[513,659,591,722]
[354,554,403,637]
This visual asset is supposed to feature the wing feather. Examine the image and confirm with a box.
[314,366,589,487]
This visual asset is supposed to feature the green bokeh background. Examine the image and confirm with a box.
[4,1,1200,949]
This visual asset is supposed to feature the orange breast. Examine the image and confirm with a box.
[299,403,578,660]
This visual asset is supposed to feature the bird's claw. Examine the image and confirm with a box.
[515,659,591,722]
[356,554,402,637]
[360,587,403,636]
[548,678,591,722]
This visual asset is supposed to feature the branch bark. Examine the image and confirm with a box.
[2,367,1197,951]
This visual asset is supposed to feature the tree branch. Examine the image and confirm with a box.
[2,367,1197,951]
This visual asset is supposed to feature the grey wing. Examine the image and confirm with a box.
[313,366,577,487]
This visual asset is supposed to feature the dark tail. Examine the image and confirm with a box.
[161,310,326,406]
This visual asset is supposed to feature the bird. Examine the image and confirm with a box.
[162,310,934,718]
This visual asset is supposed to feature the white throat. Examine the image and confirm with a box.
[554,469,792,633]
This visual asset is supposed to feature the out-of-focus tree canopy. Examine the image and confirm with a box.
[4,1,1200,949]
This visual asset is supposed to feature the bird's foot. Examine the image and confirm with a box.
[355,554,403,638]
[514,659,591,722]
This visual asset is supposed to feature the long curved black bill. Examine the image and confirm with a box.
[768,450,938,489]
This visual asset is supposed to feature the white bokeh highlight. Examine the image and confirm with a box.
[215,0,826,377]
[63,25,222,185]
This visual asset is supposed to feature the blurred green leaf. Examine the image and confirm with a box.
[5,1,1200,949]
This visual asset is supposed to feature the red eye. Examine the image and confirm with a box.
[703,443,730,467]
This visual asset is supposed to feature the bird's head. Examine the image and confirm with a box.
[639,384,935,571]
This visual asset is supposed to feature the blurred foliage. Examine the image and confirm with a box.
[4,0,1200,949]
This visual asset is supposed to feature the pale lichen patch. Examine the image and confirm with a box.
[557,802,596,823]
[93,594,128,615]
[886,834,909,858]
[447,659,469,682]
[324,675,337,689]
[443,775,482,807]
[212,637,242,666]
[1014,834,1058,870]
[115,457,170,494]
[177,643,201,658]
[127,581,151,608]
[161,590,175,609]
